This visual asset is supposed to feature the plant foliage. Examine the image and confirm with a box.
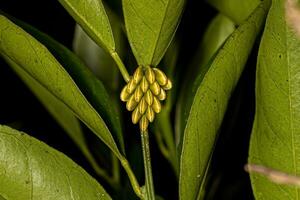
[1,0,300,199]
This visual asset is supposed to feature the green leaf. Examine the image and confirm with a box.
[179,2,270,200]
[3,56,113,182]
[0,16,123,160]
[3,56,90,166]
[176,13,235,154]
[122,0,185,66]
[207,0,260,24]
[0,125,111,199]
[249,0,300,198]
[57,0,115,53]
[5,14,125,155]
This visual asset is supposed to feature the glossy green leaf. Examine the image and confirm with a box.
[249,0,300,198]
[0,125,111,199]
[4,14,125,154]
[4,56,90,165]
[207,0,260,24]
[122,0,185,66]
[176,13,235,153]
[57,0,115,53]
[179,2,270,200]
[0,16,123,160]
[3,56,111,179]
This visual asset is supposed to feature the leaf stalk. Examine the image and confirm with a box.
[110,51,130,82]
[119,157,143,199]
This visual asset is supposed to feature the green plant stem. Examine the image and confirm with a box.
[119,157,143,199]
[110,51,130,82]
[109,50,143,198]
[141,129,155,200]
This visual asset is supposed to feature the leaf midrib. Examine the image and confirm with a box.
[285,17,299,199]
[179,45,218,199]
[2,51,121,160]
[150,0,170,65]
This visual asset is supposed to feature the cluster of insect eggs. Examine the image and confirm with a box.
[120,66,172,131]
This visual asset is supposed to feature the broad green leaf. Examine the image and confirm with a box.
[0,16,123,161]
[176,13,235,153]
[207,0,260,24]
[0,125,111,199]
[3,56,109,179]
[57,0,115,53]
[3,14,125,154]
[122,0,185,66]
[179,2,270,200]
[249,0,300,198]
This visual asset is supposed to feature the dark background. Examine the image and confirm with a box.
[1,0,256,199]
